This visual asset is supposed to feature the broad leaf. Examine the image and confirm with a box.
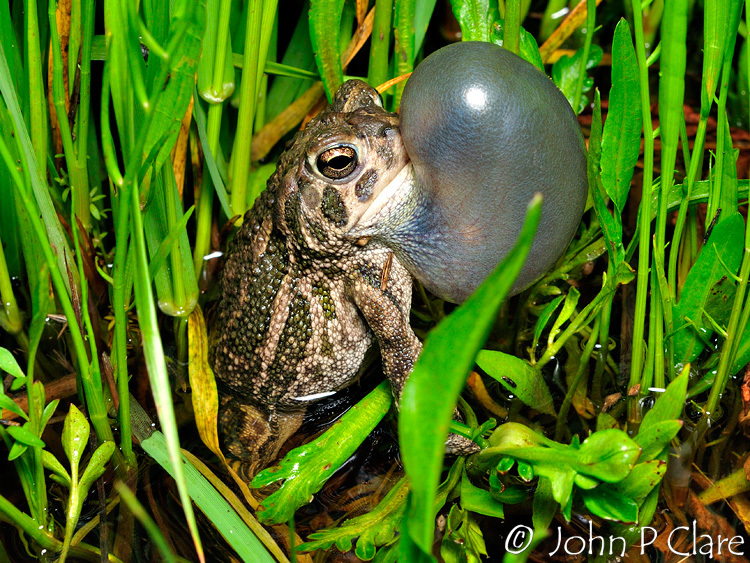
[551,45,603,113]
[673,214,744,364]
[460,471,504,518]
[476,350,555,415]
[581,485,638,522]
[601,19,641,214]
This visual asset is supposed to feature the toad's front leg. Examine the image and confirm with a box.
[348,258,480,455]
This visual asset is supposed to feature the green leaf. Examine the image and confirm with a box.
[488,474,529,504]
[634,420,682,461]
[77,442,116,505]
[460,471,504,518]
[42,450,71,488]
[6,424,45,448]
[702,0,729,113]
[40,399,59,431]
[542,467,576,512]
[657,0,687,213]
[517,461,534,482]
[147,205,195,282]
[0,347,25,380]
[141,0,206,174]
[197,0,236,103]
[551,44,603,113]
[0,41,77,297]
[573,430,641,482]
[487,421,551,450]
[0,393,27,420]
[476,351,555,415]
[413,0,437,56]
[607,460,666,504]
[298,477,408,559]
[252,381,393,524]
[137,425,276,562]
[7,441,27,461]
[672,214,744,364]
[704,275,737,328]
[597,412,619,431]
[532,295,565,352]
[490,20,544,72]
[482,424,641,491]
[393,0,416,108]
[62,404,90,475]
[192,89,233,218]
[399,196,541,557]
[732,322,750,375]
[27,263,51,383]
[652,179,750,220]
[581,485,638,522]
[309,0,345,101]
[717,112,740,219]
[590,90,625,266]
[440,505,488,563]
[601,19,641,215]
[574,473,600,490]
[548,287,579,348]
[637,364,689,461]
[266,8,316,121]
[449,0,499,42]
[144,164,198,317]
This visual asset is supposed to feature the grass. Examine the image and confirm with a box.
[0,0,749,561]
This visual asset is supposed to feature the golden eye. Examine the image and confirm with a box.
[316,146,358,179]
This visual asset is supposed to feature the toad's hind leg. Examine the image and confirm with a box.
[218,396,305,480]
[349,269,479,456]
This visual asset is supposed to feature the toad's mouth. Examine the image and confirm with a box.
[346,162,415,234]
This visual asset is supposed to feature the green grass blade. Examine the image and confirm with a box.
[393,0,416,108]
[503,0,521,53]
[129,178,204,561]
[141,1,205,175]
[266,5,316,119]
[710,3,742,221]
[192,90,232,219]
[368,0,393,88]
[413,0,437,54]
[0,42,76,297]
[23,0,48,172]
[309,0,345,101]
[627,0,656,398]
[229,0,266,213]
[399,196,541,557]
[130,399,275,563]
[656,0,687,257]
[115,481,184,563]
[144,164,198,317]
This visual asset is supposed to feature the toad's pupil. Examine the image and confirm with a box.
[326,155,352,170]
[317,147,357,178]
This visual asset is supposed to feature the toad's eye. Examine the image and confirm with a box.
[316,146,358,179]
